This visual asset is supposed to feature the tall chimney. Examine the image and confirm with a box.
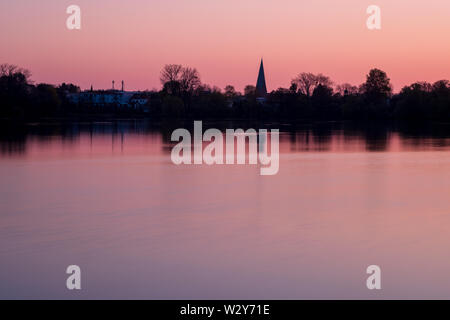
[112,80,115,90]
[121,80,124,92]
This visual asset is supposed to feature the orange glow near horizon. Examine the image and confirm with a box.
[1,0,450,92]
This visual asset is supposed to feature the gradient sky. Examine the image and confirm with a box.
[1,0,450,92]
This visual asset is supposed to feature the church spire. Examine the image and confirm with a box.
[256,58,267,97]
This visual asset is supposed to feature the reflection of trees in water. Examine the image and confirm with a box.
[396,122,450,149]
[0,120,163,156]
[1,120,450,157]
[347,123,390,152]
[0,139,27,155]
[284,122,388,152]
[273,121,450,152]
[310,123,334,151]
[0,123,28,156]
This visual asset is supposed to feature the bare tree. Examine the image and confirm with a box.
[316,74,333,87]
[291,72,333,97]
[336,83,358,96]
[160,64,201,94]
[0,63,31,80]
[159,64,183,85]
[180,67,201,93]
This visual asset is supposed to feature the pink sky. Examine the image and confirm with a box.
[1,0,450,92]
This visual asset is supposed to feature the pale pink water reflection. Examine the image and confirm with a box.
[1,122,450,299]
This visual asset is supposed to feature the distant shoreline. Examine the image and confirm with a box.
[2,64,449,123]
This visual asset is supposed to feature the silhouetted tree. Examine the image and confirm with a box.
[180,67,201,93]
[429,80,450,119]
[336,83,358,96]
[0,64,32,118]
[0,64,31,80]
[312,84,339,119]
[161,95,185,118]
[291,73,333,97]
[162,80,182,96]
[394,82,432,120]
[160,64,183,85]
[34,84,61,116]
[224,85,238,99]
[244,85,256,96]
[360,68,392,102]
[58,83,80,94]
[160,64,201,94]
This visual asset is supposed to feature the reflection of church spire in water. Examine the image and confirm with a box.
[256,58,267,97]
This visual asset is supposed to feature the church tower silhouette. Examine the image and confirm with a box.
[256,58,267,97]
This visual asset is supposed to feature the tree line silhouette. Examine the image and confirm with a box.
[1,63,449,121]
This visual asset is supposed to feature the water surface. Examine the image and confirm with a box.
[1,121,450,299]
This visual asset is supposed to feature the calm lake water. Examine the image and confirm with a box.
[1,120,450,299]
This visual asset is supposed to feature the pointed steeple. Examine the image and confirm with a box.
[256,58,267,97]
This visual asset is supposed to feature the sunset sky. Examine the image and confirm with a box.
[1,0,450,92]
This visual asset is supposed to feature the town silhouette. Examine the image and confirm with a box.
[1,62,449,122]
